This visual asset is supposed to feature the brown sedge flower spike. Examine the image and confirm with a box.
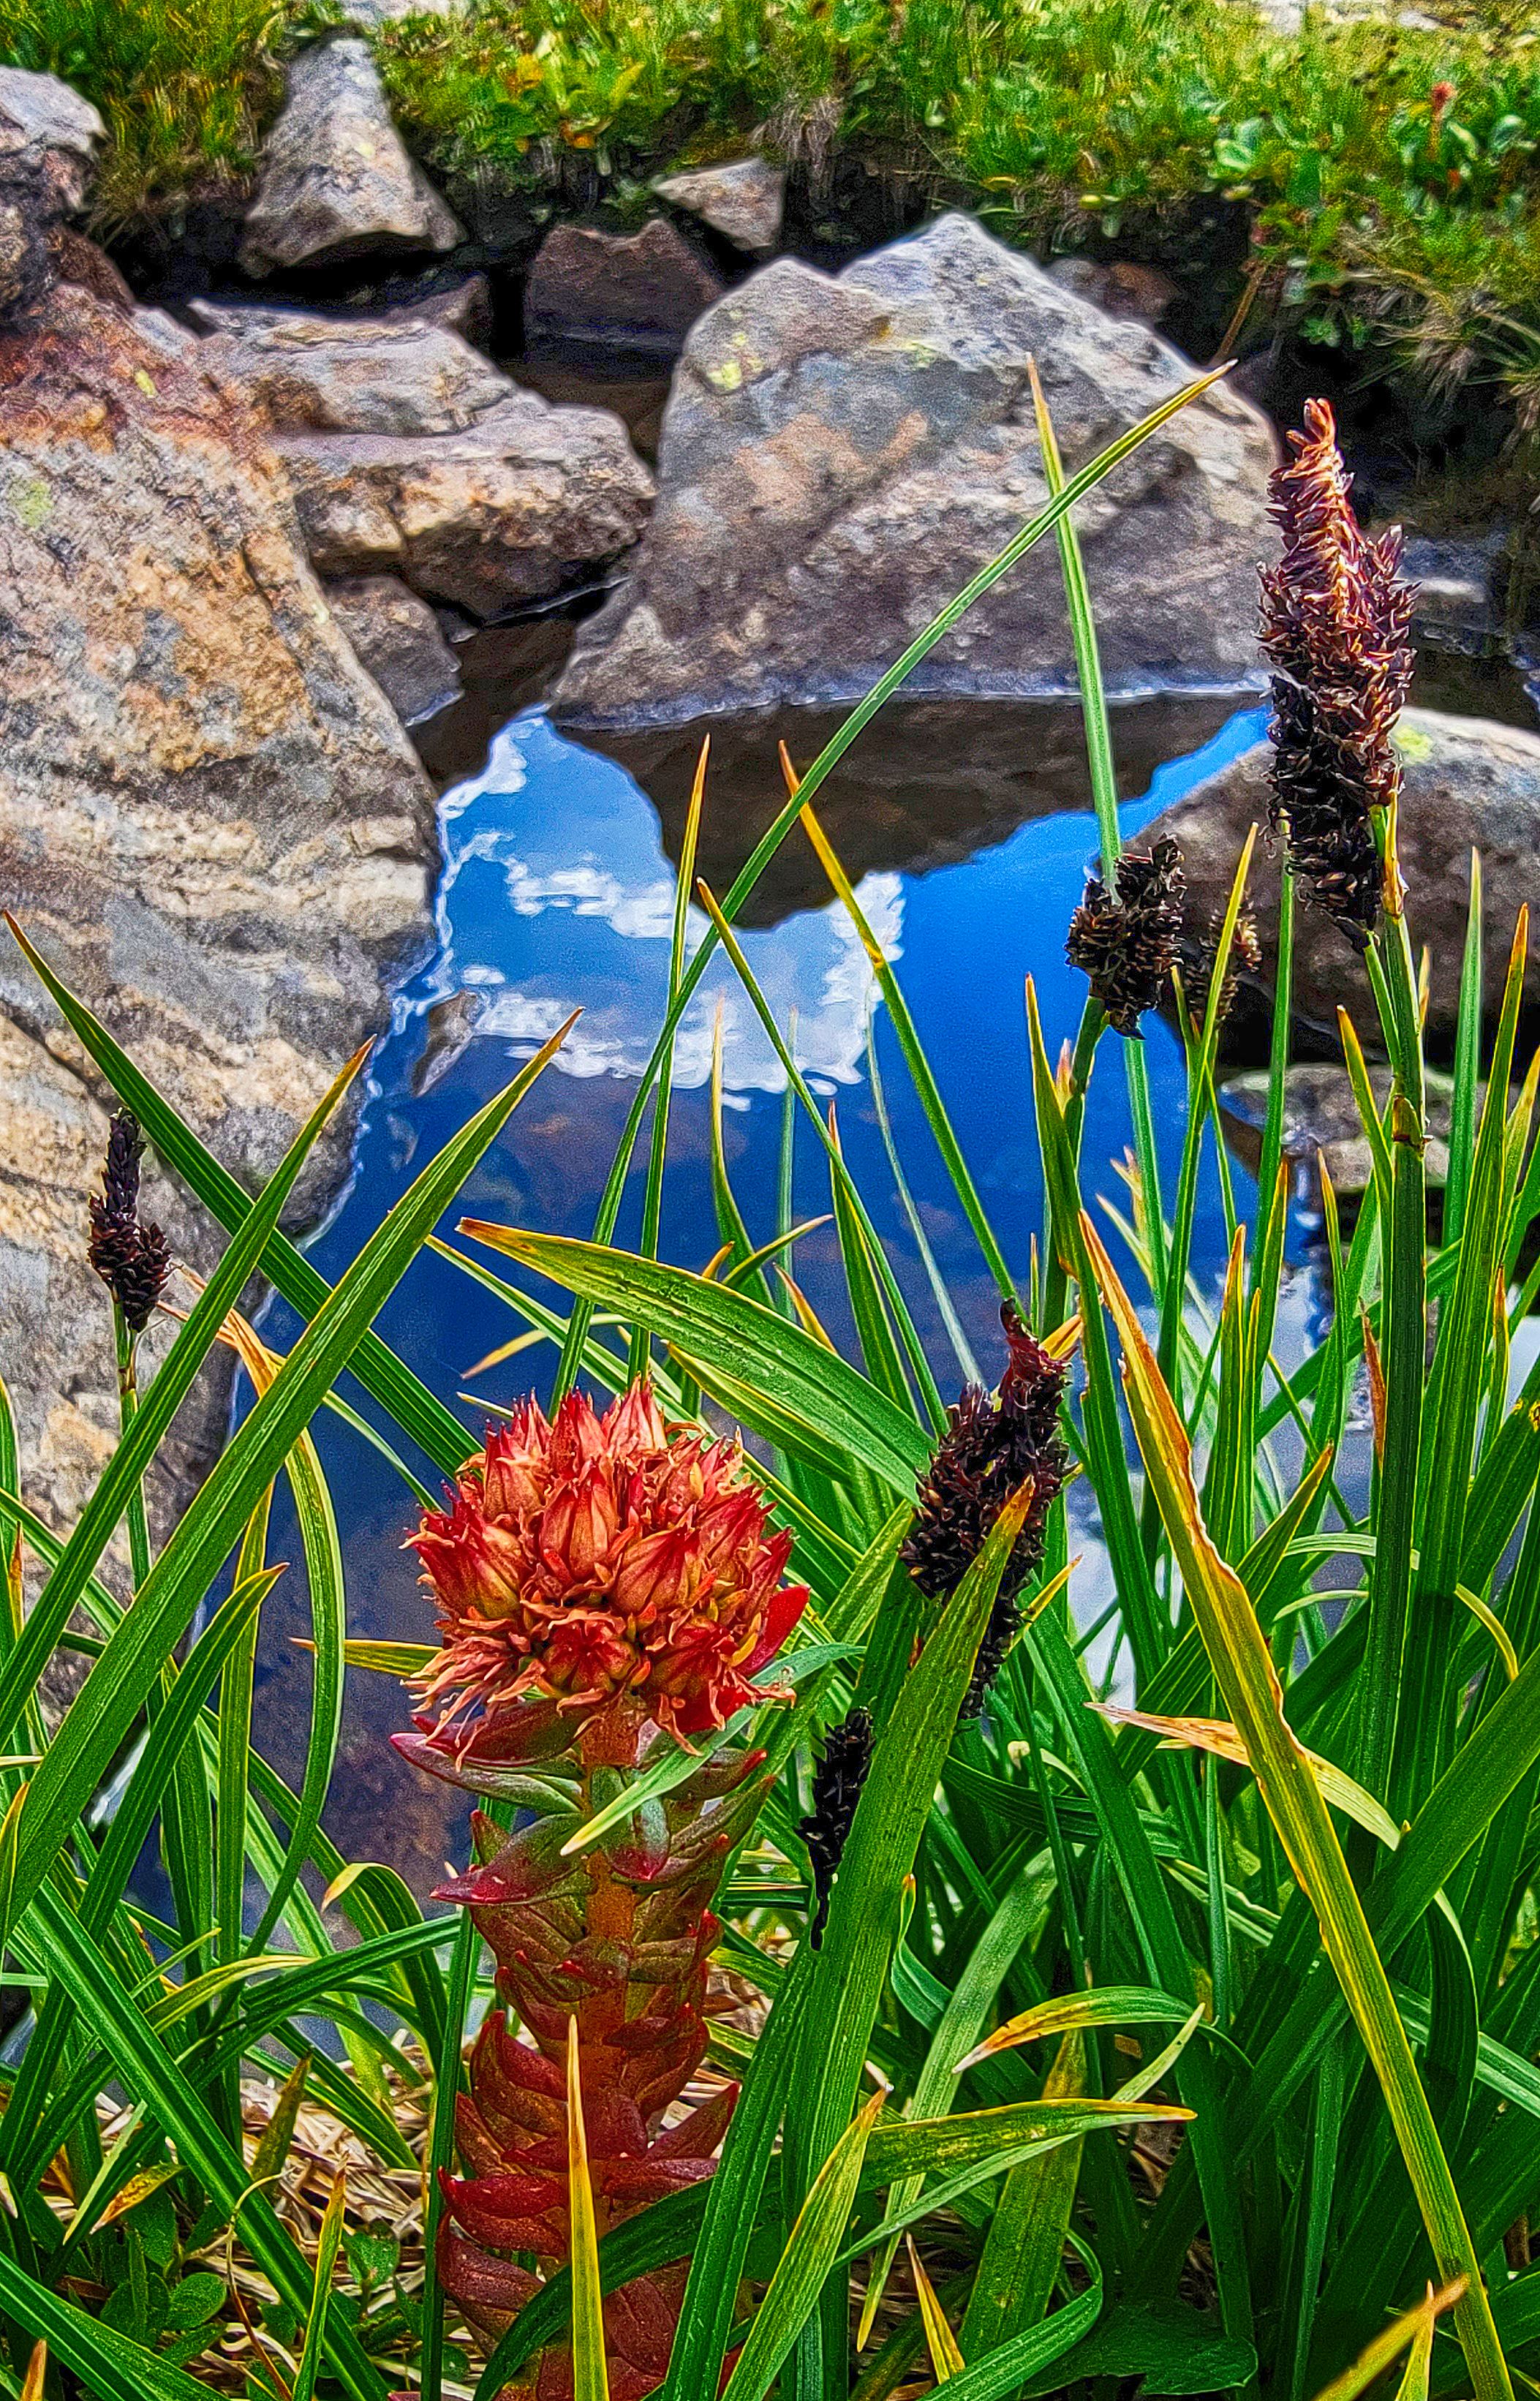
[799,1707,874,1949]
[902,1303,1070,1715]
[88,1109,170,1334]
[1259,398,1414,949]
[1065,837,1186,1037]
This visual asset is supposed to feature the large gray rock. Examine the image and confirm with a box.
[654,157,784,255]
[554,213,1277,728]
[275,388,655,617]
[325,573,464,723]
[200,312,513,435]
[240,40,462,277]
[0,282,437,1536]
[1141,706,1540,1054]
[524,217,726,357]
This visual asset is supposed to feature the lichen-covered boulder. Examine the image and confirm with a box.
[556,212,1277,728]
[0,281,437,1531]
[240,39,462,277]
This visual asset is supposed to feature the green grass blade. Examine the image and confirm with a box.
[0,2250,216,2401]
[1027,356,1167,1299]
[630,736,707,1378]
[458,1226,931,1490]
[695,879,945,1427]
[550,366,1235,1396]
[568,2019,612,2401]
[292,2171,347,2401]
[781,1485,1037,2206]
[860,1874,1054,2345]
[4,917,495,1480]
[1445,851,1484,1246]
[26,1889,389,2401]
[720,2092,885,2401]
[799,800,1014,1306]
[0,1040,363,1744]
[1087,1212,1511,2401]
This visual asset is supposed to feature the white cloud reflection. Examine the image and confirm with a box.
[415,715,903,1096]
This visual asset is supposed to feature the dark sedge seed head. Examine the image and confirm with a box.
[88,1110,170,1333]
[1182,905,1263,1034]
[1065,837,1186,1038]
[799,1706,874,1948]
[902,1303,1070,1714]
[1258,399,1414,949]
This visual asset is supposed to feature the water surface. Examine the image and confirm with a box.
[248,691,1275,1888]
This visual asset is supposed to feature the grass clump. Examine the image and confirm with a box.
[0,0,297,223]
[371,0,1540,426]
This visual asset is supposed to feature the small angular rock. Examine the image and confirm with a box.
[325,574,464,724]
[240,40,463,278]
[524,216,726,357]
[1045,255,1179,324]
[654,157,785,255]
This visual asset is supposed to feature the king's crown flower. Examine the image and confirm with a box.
[408,1384,808,1762]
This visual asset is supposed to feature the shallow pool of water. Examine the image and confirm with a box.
[244,685,1302,1887]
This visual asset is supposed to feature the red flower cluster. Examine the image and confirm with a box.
[409,1386,808,1759]
[399,1385,809,2397]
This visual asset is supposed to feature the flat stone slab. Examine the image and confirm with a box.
[202,312,513,435]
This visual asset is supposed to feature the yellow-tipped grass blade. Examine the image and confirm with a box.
[1092,1706,1403,1851]
[1080,1206,1512,2401]
[1310,2280,1465,2401]
[907,2235,965,2381]
[568,2019,611,2401]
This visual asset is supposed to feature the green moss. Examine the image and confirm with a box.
[7,0,1540,442]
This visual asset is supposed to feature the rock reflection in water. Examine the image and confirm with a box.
[586,695,1237,927]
